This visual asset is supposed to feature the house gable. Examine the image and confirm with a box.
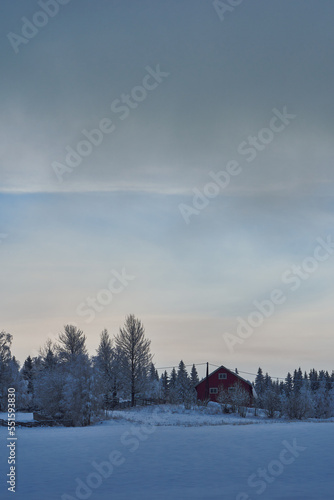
[195,365,253,402]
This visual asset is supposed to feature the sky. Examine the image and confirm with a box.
[0,0,333,381]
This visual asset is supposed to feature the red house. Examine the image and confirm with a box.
[195,365,254,403]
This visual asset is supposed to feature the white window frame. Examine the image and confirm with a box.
[218,373,227,380]
[209,388,218,394]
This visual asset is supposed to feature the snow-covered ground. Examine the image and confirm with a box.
[108,404,279,426]
[0,406,333,499]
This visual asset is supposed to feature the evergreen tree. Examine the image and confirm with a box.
[145,362,160,399]
[309,369,319,392]
[176,361,195,407]
[254,367,265,397]
[176,360,189,403]
[284,372,293,396]
[22,356,34,395]
[190,364,199,388]
[160,371,169,401]
[149,362,159,382]
[293,368,303,394]
[61,354,99,426]
[39,339,58,370]
[264,372,272,389]
[94,329,114,410]
[169,367,178,403]
[0,332,25,410]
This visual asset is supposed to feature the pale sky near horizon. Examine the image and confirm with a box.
[1,0,334,381]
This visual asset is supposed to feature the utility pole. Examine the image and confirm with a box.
[205,362,209,401]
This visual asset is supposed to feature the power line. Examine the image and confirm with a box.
[156,362,334,383]
[156,362,207,371]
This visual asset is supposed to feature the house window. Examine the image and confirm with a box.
[218,373,227,380]
[228,387,236,393]
[209,388,218,394]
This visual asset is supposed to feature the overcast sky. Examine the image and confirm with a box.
[1,0,333,380]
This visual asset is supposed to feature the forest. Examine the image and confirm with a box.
[1,315,334,425]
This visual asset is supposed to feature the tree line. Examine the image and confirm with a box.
[0,315,199,426]
[254,366,334,419]
[1,319,334,425]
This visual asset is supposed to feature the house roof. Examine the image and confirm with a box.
[195,365,253,388]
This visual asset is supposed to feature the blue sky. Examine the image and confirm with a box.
[1,0,334,379]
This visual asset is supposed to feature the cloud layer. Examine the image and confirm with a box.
[1,0,333,377]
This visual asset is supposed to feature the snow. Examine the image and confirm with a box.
[0,406,333,499]
[108,404,271,426]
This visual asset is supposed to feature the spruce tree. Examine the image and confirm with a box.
[254,367,265,398]
[190,364,199,388]
[22,356,34,395]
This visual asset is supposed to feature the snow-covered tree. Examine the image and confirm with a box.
[232,383,251,417]
[61,354,101,426]
[22,356,34,393]
[264,372,272,390]
[217,385,231,413]
[57,325,87,363]
[254,367,265,406]
[0,331,12,365]
[190,364,199,388]
[219,382,250,417]
[293,368,303,394]
[94,329,115,410]
[174,360,196,408]
[0,331,14,410]
[34,365,66,419]
[168,367,178,403]
[160,371,169,401]
[144,363,160,399]
[262,387,280,418]
[176,360,189,403]
[115,315,153,406]
[36,339,58,375]
[313,378,330,418]
[35,328,103,425]
[0,333,27,410]
[284,372,293,396]
[21,356,34,409]
[309,368,319,392]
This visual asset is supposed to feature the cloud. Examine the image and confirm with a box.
[0,0,333,374]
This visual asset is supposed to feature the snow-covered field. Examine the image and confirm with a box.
[108,404,282,426]
[0,406,333,499]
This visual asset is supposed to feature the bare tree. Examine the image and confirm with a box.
[217,386,231,413]
[57,325,87,363]
[115,314,152,406]
[218,383,250,417]
[262,388,280,418]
